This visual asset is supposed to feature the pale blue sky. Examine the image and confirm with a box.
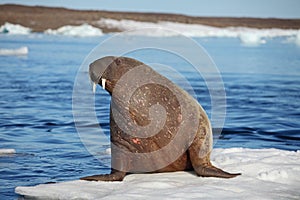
[0,0,299,19]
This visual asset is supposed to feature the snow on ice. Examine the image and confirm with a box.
[15,148,300,200]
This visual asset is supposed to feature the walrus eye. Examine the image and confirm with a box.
[115,58,122,65]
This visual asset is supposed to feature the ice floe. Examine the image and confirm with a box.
[98,18,299,39]
[45,24,103,37]
[239,33,266,46]
[1,20,300,46]
[0,46,29,56]
[0,148,16,154]
[294,31,300,46]
[0,22,31,34]
[15,148,300,200]
[285,31,300,46]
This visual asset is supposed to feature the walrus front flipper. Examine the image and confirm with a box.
[80,170,126,181]
[194,164,241,178]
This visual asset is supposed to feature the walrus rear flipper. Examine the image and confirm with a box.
[194,164,241,178]
[80,170,126,181]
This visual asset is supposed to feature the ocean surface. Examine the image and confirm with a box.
[0,34,300,199]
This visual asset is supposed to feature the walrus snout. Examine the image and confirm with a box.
[89,56,116,84]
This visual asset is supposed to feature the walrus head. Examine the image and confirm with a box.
[89,56,144,94]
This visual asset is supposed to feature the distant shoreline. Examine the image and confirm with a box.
[1,4,300,33]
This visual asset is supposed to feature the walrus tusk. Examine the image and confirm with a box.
[93,82,97,94]
[102,78,106,90]
[92,79,106,93]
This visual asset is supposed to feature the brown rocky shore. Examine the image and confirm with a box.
[1,4,300,33]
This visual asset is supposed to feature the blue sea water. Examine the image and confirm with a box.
[0,34,300,199]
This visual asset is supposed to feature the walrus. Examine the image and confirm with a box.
[81,56,240,181]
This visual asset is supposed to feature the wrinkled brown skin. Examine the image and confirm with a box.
[81,56,241,181]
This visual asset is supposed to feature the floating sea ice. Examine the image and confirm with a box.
[0,148,16,154]
[0,22,31,34]
[285,31,300,46]
[0,46,29,56]
[45,24,103,37]
[105,147,111,154]
[239,33,266,46]
[15,148,300,200]
[295,31,300,46]
[97,18,300,40]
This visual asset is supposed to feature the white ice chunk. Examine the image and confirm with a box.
[98,18,300,38]
[239,33,266,46]
[105,147,111,154]
[0,46,29,56]
[0,22,31,34]
[45,24,103,37]
[295,31,300,46]
[15,148,300,200]
[0,148,16,154]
